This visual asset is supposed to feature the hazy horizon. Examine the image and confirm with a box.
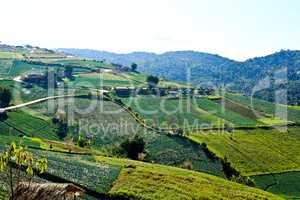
[1,0,300,61]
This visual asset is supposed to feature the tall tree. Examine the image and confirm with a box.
[147,75,159,89]
[131,63,138,72]
[0,87,12,108]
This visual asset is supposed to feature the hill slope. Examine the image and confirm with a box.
[59,49,300,105]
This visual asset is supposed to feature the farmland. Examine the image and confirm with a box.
[0,44,299,199]
[71,72,142,88]
[252,171,300,199]
[1,110,59,140]
[94,156,282,200]
[26,98,225,176]
[225,92,300,123]
[0,51,23,59]
[195,97,259,127]
[122,96,224,129]
[189,127,300,176]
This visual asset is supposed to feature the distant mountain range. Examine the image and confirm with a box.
[58,48,300,105]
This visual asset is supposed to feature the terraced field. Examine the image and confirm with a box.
[0,51,23,59]
[122,96,224,129]
[0,110,58,140]
[8,60,46,76]
[189,127,300,176]
[93,156,282,200]
[27,98,225,176]
[214,98,265,119]
[251,172,300,199]
[72,72,141,88]
[225,93,300,123]
[38,152,121,193]
[195,98,259,127]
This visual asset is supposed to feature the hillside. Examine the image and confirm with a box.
[59,49,300,105]
[0,43,300,199]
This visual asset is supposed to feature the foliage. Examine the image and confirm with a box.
[38,153,121,193]
[0,87,11,108]
[146,75,159,88]
[0,143,48,199]
[120,135,145,160]
[130,63,137,72]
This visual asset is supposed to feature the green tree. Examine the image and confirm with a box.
[0,87,12,108]
[0,142,48,199]
[65,66,74,80]
[120,135,145,160]
[131,63,138,71]
[146,75,159,89]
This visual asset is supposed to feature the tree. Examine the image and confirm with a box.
[65,66,73,80]
[146,75,159,89]
[131,63,137,72]
[0,142,48,199]
[0,87,12,108]
[120,135,145,160]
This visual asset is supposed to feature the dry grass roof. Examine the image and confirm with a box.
[11,182,85,200]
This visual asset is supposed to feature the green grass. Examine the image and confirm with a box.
[122,96,224,129]
[225,93,300,123]
[196,98,259,127]
[94,156,282,200]
[257,117,292,126]
[252,171,300,199]
[189,128,300,176]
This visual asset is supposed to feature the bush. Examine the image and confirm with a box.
[120,135,145,160]
[0,87,12,107]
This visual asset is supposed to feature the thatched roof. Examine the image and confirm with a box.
[11,182,85,200]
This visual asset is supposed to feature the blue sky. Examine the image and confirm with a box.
[0,0,299,60]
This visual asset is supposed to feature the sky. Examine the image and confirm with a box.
[0,0,300,61]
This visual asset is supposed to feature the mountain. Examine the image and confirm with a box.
[58,48,300,105]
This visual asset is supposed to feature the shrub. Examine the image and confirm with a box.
[120,135,145,160]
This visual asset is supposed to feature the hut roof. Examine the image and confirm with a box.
[11,182,85,200]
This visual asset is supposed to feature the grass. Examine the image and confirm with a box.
[252,171,300,199]
[196,98,259,127]
[122,96,224,129]
[93,156,282,200]
[257,117,292,126]
[189,127,300,176]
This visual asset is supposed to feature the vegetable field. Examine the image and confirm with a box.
[252,171,300,199]
[189,127,300,176]
[122,96,224,129]
[195,98,258,126]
